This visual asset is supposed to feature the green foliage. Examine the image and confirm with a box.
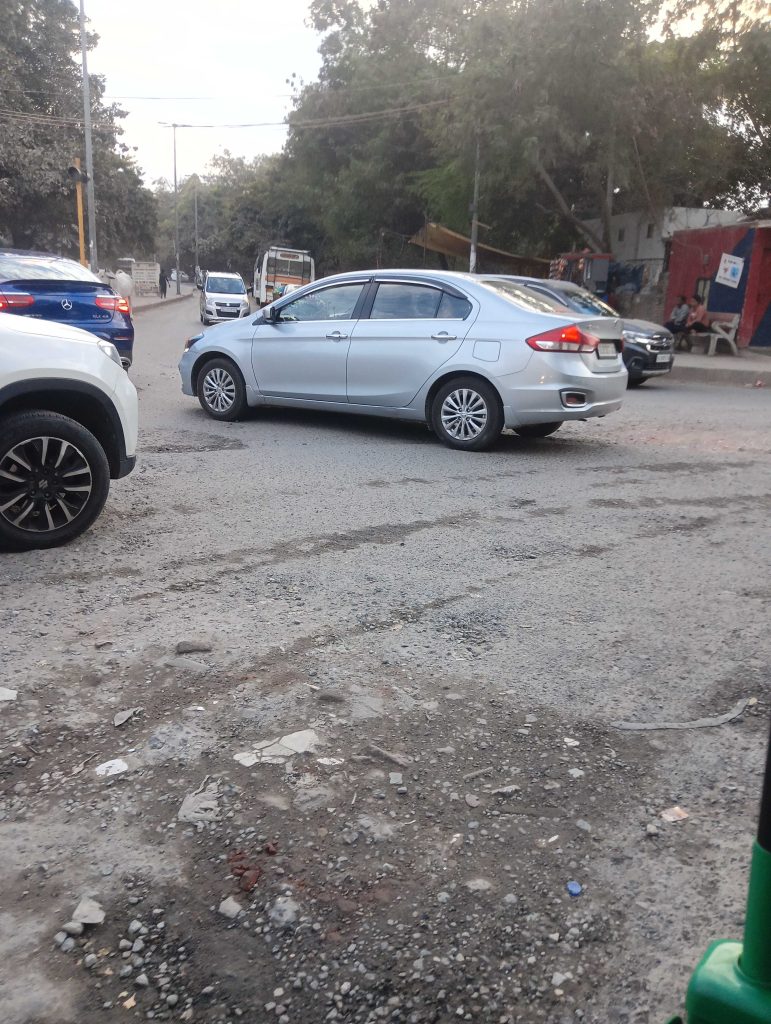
[158,0,771,271]
[0,0,156,262]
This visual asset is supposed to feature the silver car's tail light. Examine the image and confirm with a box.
[526,324,602,353]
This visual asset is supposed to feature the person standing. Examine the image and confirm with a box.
[159,267,168,299]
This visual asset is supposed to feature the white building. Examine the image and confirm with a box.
[582,206,744,267]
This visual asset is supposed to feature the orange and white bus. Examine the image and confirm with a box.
[253,247,315,306]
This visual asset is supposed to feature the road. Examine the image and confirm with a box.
[2,296,770,1024]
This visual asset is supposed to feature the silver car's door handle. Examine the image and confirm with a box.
[431,331,457,341]
[326,330,348,340]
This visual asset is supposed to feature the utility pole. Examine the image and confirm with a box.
[78,0,98,273]
[469,136,481,273]
[194,176,199,274]
[173,124,181,295]
[72,158,87,266]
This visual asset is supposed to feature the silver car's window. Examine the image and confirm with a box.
[437,292,472,319]
[207,276,245,294]
[480,279,572,315]
[279,283,364,322]
[370,283,442,320]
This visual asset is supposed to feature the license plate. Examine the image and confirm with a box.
[656,353,672,364]
[597,342,617,358]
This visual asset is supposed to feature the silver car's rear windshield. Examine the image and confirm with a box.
[207,277,245,294]
[479,279,571,315]
[552,286,617,317]
[0,254,100,283]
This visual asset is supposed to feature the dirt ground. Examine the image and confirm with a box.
[2,298,770,1024]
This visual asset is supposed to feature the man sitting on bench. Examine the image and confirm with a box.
[664,295,690,335]
[682,293,710,347]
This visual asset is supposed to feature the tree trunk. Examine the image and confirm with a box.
[533,156,605,253]
[601,123,616,252]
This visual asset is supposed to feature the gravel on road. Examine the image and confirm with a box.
[1,300,770,1024]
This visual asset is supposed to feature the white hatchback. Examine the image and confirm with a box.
[200,272,250,325]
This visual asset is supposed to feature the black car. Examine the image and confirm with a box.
[500,276,674,387]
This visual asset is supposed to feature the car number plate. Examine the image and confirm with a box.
[656,353,672,364]
[597,342,617,358]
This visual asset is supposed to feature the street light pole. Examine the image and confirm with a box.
[79,0,98,273]
[173,124,181,295]
[469,136,481,274]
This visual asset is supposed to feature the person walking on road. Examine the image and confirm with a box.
[159,268,168,299]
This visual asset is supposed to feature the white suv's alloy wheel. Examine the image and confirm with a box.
[0,435,92,533]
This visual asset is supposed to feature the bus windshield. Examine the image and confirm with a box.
[266,254,313,282]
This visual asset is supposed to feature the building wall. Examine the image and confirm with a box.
[664,223,771,348]
[582,207,744,263]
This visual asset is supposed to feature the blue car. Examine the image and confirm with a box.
[0,250,135,368]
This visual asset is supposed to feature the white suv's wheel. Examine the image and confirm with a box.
[0,411,110,550]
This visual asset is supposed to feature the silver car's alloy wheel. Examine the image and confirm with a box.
[440,388,488,441]
[0,436,92,534]
[202,367,236,413]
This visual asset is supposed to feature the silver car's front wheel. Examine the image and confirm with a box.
[431,377,503,451]
[196,358,246,421]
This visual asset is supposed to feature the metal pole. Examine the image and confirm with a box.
[469,137,480,273]
[79,0,98,273]
[73,157,87,267]
[194,177,199,274]
[173,124,181,295]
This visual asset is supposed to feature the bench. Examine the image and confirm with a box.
[675,314,740,356]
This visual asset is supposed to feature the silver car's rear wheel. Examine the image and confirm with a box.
[196,358,247,421]
[431,377,503,451]
[440,388,488,441]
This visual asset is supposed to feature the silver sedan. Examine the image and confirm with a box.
[178,270,627,451]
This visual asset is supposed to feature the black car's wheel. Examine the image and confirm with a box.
[627,377,646,388]
[514,421,563,438]
[430,377,503,451]
[0,411,110,551]
[196,358,247,421]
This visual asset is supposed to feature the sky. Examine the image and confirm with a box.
[85,0,324,185]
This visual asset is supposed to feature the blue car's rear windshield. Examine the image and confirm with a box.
[207,277,245,294]
[0,253,100,283]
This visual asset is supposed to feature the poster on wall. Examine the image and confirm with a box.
[715,252,744,289]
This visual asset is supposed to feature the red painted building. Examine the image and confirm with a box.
[665,220,771,348]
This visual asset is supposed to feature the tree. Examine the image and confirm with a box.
[0,0,156,261]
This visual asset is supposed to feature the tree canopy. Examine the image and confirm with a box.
[158,0,770,276]
[0,0,156,261]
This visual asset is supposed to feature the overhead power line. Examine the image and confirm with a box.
[0,106,116,132]
[160,98,451,131]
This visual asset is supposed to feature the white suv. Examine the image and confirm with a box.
[0,312,138,550]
